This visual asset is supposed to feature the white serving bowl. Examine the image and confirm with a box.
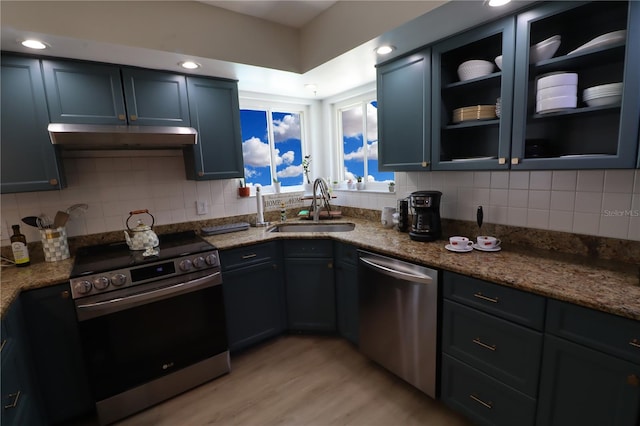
[537,72,578,90]
[536,95,577,113]
[457,60,494,81]
[530,35,561,63]
[536,84,577,101]
[494,55,503,70]
[583,95,622,107]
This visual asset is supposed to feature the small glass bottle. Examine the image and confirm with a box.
[10,224,30,267]
[280,202,287,222]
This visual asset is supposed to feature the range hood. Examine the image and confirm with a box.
[48,123,197,149]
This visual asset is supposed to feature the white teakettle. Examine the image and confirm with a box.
[124,210,159,251]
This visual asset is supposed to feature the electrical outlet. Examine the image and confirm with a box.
[196,201,208,215]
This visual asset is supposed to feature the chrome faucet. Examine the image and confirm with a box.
[311,178,331,222]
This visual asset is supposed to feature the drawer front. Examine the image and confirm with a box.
[441,354,537,426]
[443,272,546,330]
[335,242,359,266]
[220,242,277,271]
[284,240,333,258]
[443,300,543,397]
[546,299,640,364]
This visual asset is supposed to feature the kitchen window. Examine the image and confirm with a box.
[336,95,394,187]
[239,101,308,190]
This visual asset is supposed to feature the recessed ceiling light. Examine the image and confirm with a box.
[21,39,48,50]
[375,45,395,55]
[179,61,200,70]
[487,0,511,7]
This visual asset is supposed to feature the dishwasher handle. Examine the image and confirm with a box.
[359,255,433,285]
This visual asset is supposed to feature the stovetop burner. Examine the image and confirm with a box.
[71,230,215,277]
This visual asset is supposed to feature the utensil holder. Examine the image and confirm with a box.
[40,227,70,262]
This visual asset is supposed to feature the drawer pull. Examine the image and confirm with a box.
[630,339,640,349]
[241,254,257,259]
[474,292,499,304]
[469,393,493,409]
[473,338,496,351]
[4,390,21,410]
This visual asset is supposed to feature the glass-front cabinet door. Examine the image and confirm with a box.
[431,17,515,170]
[511,1,640,170]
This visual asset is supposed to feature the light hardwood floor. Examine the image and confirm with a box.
[115,335,471,426]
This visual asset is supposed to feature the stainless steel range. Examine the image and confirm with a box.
[70,231,229,425]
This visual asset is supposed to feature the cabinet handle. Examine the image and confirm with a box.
[628,374,639,387]
[473,292,499,303]
[118,114,126,121]
[4,390,21,410]
[327,262,333,269]
[49,178,58,186]
[473,338,496,351]
[498,157,506,165]
[630,338,640,349]
[61,290,70,299]
[198,171,204,177]
[421,161,429,167]
[242,254,257,259]
[469,393,493,409]
[129,114,138,121]
[0,339,6,353]
[511,157,520,165]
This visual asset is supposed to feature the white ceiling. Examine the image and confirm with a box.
[1,1,534,100]
[198,1,337,28]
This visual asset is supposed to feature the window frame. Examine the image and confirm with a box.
[333,90,394,191]
[239,97,311,191]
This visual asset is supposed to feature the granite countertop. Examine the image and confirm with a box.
[2,217,639,321]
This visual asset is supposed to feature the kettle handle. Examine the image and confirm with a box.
[126,209,155,231]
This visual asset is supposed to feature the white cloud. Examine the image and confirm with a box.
[273,114,301,142]
[277,164,303,178]
[281,150,295,165]
[242,137,271,167]
[344,141,379,161]
[341,103,377,141]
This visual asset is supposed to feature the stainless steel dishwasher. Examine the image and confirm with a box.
[358,250,439,398]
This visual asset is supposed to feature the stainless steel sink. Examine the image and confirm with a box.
[268,222,356,233]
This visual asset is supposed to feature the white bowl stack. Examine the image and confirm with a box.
[457,60,494,81]
[583,82,623,107]
[530,35,561,64]
[536,72,578,114]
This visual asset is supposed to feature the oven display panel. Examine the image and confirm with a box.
[131,262,176,283]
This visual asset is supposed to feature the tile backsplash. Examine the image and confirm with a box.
[2,153,639,245]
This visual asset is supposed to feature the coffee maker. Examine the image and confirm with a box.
[409,191,442,242]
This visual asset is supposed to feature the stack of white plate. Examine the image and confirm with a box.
[583,82,623,107]
[536,72,578,114]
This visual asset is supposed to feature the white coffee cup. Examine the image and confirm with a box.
[477,235,501,248]
[449,236,473,248]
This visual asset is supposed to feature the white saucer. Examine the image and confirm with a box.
[473,243,501,252]
[445,244,473,253]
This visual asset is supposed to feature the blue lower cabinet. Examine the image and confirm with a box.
[441,354,537,426]
[222,260,286,352]
[335,259,358,345]
[536,334,640,426]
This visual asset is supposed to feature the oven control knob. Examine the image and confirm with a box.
[193,256,206,268]
[179,259,193,271]
[205,254,218,266]
[111,273,127,287]
[93,276,110,290]
[74,280,92,295]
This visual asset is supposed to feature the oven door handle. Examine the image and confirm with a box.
[76,272,220,321]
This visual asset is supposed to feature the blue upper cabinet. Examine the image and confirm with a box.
[184,77,244,180]
[1,55,64,193]
[431,17,515,171]
[42,60,191,127]
[42,60,127,125]
[377,49,432,171]
[512,1,640,170]
[121,68,190,126]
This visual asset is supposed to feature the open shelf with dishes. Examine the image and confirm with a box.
[431,17,515,170]
[511,1,639,169]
